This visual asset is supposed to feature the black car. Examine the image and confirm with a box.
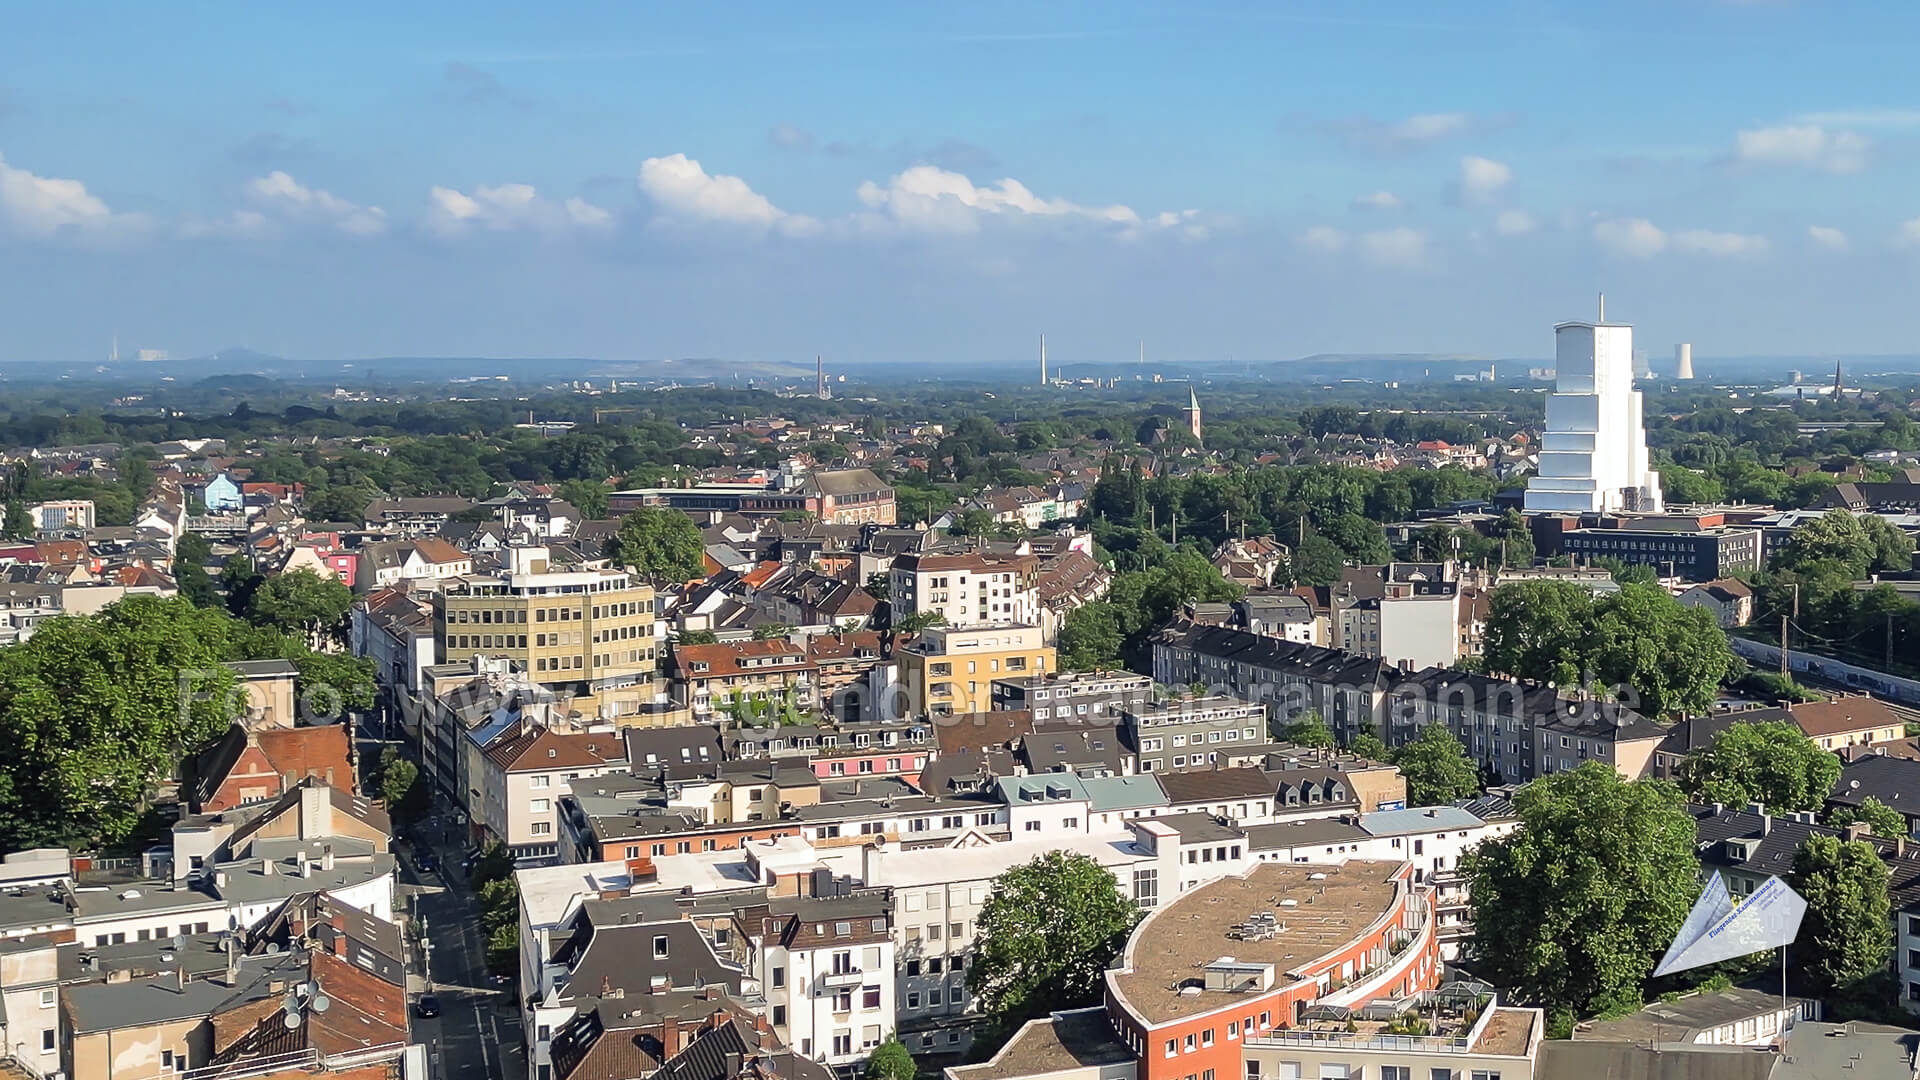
[415,852,437,873]
[413,994,442,1019]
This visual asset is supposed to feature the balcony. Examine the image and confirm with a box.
[819,967,865,988]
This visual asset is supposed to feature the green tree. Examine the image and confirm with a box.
[1482,581,1738,717]
[864,1038,916,1080]
[863,573,890,601]
[1790,834,1892,996]
[485,921,519,976]
[220,555,264,618]
[1826,797,1909,841]
[1774,509,1875,578]
[246,568,354,649]
[173,531,220,608]
[1350,731,1390,763]
[951,508,999,537]
[1463,763,1700,1016]
[2,500,30,540]
[1291,534,1348,587]
[1058,603,1124,672]
[1859,513,1917,574]
[471,841,517,890]
[968,851,1139,1035]
[377,747,424,822]
[752,623,795,641]
[676,629,719,645]
[555,479,610,520]
[1675,721,1842,813]
[606,506,707,583]
[0,596,242,848]
[1392,724,1482,805]
[896,611,948,634]
[1278,710,1335,748]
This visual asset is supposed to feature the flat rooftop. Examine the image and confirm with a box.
[1112,860,1405,1025]
[951,1008,1135,1080]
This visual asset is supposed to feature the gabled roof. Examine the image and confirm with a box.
[481,720,628,773]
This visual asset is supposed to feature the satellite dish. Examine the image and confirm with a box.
[283,1013,301,1030]
[171,935,186,950]
[311,995,331,1013]
[267,943,283,955]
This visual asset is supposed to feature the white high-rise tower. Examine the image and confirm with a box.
[1524,296,1664,514]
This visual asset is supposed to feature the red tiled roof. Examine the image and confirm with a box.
[482,721,629,772]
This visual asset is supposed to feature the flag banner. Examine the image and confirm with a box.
[1652,873,1807,978]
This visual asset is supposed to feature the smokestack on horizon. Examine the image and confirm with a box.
[1674,343,1694,380]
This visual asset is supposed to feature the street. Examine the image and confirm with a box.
[362,718,523,1080]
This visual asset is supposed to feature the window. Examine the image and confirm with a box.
[530,774,551,788]
[529,821,552,836]
[927,957,943,974]
[1227,1020,1238,1039]
[771,966,786,988]
[928,988,944,1006]
[1025,821,1041,832]
[39,989,54,1008]
[1317,1067,1350,1080]
[1275,1065,1301,1080]
[1201,1029,1214,1047]
[653,935,670,958]
[1381,1069,1411,1080]
[41,1031,55,1053]
[908,992,921,1008]
[833,951,854,974]
[1245,1063,1258,1080]
[863,985,882,1009]
[1469,1073,1502,1080]
[1164,1041,1177,1058]
[833,1033,853,1057]
[1062,817,1079,829]
[1183,1034,1195,1052]
[833,989,853,1012]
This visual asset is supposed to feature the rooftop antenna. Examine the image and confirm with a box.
[1597,292,1606,323]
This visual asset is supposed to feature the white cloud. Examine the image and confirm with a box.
[1593,218,1668,258]
[1896,218,1920,248]
[425,183,611,234]
[1806,225,1848,251]
[1457,156,1512,203]
[177,209,270,238]
[0,152,137,236]
[1359,227,1426,267]
[245,170,387,235]
[638,153,818,236]
[1493,209,1536,235]
[856,165,1140,232]
[1392,113,1470,143]
[1350,190,1403,212]
[1297,225,1348,253]
[1672,229,1769,257]
[1733,125,1869,173]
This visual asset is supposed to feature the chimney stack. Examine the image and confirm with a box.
[320,844,334,872]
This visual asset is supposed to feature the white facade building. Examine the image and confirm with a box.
[1524,309,1664,514]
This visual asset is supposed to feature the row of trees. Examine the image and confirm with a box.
[1057,551,1244,670]
[1747,510,1920,677]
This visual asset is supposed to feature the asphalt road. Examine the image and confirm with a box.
[360,719,523,1080]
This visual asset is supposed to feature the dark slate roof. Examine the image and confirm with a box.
[1831,754,1920,811]
[1688,804,1920,911]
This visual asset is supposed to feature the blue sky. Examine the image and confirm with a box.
[4,1,1920,370]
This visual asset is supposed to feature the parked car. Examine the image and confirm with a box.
[414,994,442,1019]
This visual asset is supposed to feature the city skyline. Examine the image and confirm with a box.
[6,2,1920,367]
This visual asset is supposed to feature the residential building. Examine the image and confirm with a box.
[989,670,1153,725]
[472,718,629,862]
[184,722,355,812]
[362,495,477,537]
[433,545,659,720]
[889,552,1041,629]
[1679,577,1756,628]
[1120,697,1269,775]
[1654,697,1910,782]
[26,499,94,532]
[669,639,819,724]
[358,536,473,591]
[897,624,1054,717]
[735,884,897,1068]
[1099,861,1519,1080]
